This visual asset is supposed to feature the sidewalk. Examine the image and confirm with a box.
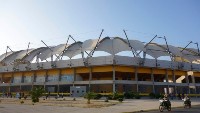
[0,97,200,113]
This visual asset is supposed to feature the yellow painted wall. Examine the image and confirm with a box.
[24,72,34,76]
[76,67,89,73]
[175,70,187,75]
[115,66,135,72]
[3,73,12,77]
[194,72,200,77]
[167,70,173,75]
[47,69,59,75]
[36,70,46,76]
[99,77,112,80]
[61,68,73,74]
[13,72,22,76]
[93,66,113,72]
[138,68,151,73]
[153,69,166,74]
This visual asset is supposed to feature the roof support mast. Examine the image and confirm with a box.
[60,35,70,60]
[181,41,193,52]
[137,35,157,56]
[90,29,104,57]
[69,35,90,57]
[194,42,200,55]
[41,40,60,61]
[123,30,137,57]
[159,36,173,61]
[26,42,30,56]
[4,46,14,65]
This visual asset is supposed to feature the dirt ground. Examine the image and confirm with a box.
[0,97,119,108]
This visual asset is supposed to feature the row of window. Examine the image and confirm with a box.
[12,75,74,83]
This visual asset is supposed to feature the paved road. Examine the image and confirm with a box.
[134,105,200,113]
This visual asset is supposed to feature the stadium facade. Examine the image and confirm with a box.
[0,37,200,95]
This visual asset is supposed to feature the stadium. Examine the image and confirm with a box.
[0,35,200,97]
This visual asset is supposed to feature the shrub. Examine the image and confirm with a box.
[94,94,102,100]
[20,100,24,104]
[149,92,155,99]
[24,96,27,100]
[118,98,123,102]
[30,87,45,103]
[155,93,163,99]
[124,91,135,99]
[105,97,109,102]
[134,92,141,99]
[106,94,113,100]
[84,92,96,104]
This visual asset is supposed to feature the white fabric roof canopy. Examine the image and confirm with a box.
[38,44,68,61]
[145,44,170,59]
[0,37,200,64]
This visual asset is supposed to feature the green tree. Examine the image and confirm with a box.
[30,87,45,103]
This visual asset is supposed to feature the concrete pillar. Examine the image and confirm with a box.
[10,73,14,92]
[151,68,155,93]
[172,70,177,95]
[135,67,138,92]
[19,72,24,92]
[73,68,76,87]
[31,71,36,90]
[165,70,169,94]
[89,67,92,92]
[0,74,3,83]
[58,69,62,93]
[185,73,190,94]
[44,70,48,90]
[192,76,197,94]
[112,65,115,94]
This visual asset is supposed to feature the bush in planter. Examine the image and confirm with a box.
[106,94,113,100]
[94,94,102,100]
[105,97,109,102]
[112,92,124,100]
[134,92,141,99]
[155,93,163,99]
[118,98,123,102]
[20,100,24,104]
[149,92,155,99]
[124,91,134,99]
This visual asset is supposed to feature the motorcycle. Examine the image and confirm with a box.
[183,98,191,108]
[159,99,171,112]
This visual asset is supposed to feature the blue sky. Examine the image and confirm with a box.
[0,0,200,55]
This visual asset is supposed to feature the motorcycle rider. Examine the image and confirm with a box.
[162,94,171,107]
[183,94,191,106]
